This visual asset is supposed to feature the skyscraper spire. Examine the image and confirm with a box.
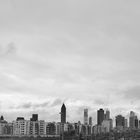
[61,103,66,123]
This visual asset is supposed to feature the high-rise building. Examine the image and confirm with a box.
[39,120,46,135]
[84,109,88,125]
[129,111,138,129]
[55,122,61,135]
[139,120,140,129]
[135,117,139,129]
[30,114,38,121]
[104,110,110,120]
[116,115,125,128]
[13,119,30,135]
[46,122,56,135]
[29,114,39,135]
[124,119,128,128]
[61,103,66,123]
[97,109,104,125]
[0,118,8,135]
[102,119,113,133]
[89,117,92,126]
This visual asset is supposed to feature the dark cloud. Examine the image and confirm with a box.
[15,101,49,110]
[51,98,62,107]
[21,102,32,109]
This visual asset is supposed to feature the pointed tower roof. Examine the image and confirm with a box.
[61,103,66,109]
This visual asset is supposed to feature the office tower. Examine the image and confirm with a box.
[30,121,39,135]
[30,114,38,121]
[16,117,24,121]
[135,117,139,129]
[97,109,104,125]
[13,119,30,135]
[102,119,113,132]
[84,109,88,125]
[39,120,46,135]
[89,117,92,126]
[61,103,66,123]
[129,113,135,129]
[46,123,56,135]
[129,111,138,129]
[104,109,110,120]
[116,115,125,128]
[125,119,128,128]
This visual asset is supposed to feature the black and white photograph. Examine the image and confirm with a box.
[0,0,140,140]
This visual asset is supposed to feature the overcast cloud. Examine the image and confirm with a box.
[0,0,140,124]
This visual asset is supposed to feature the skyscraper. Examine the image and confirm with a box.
[30,114,38,121]
[89,117,92,126]
[61,103,66,123]
[129,111,138,129]
[135,117,139,129]
[97,109,104,125]
[104,109,110,120]
[84,109,88,125]
[129,111,135,129]
[125,119,128,128]
[116,115,125,128]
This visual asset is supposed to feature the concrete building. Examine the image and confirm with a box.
[135,117,139,129]
[101,119,113,133]
[30,121,39,135]
[97,109,104,125]
[46,122,56,135]
[89,117,92,126]
[129,111,138,129]
[39,120,46,136]
[0,120,7,135]
[84,109,88,125]
[55,122,61,135]
[116,115,125,131]
[13,118,30,135]
[81,125,87,135]
[64,123,68,132]
[104,109,110,120]
[61,104,66,124]
[30,114,38,121]
[93,125,106,134]
[124,119,128,128]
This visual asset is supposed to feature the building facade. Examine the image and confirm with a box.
[84,109,88,125]
[61,104,66,124]
[97,109,104,125]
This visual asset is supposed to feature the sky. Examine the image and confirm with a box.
[0,0,140,124]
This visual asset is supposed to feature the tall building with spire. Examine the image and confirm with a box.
[61,103,66,123]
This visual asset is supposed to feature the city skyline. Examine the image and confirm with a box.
[0,104,139,138]
[0,102,139,128]
[0,0,140,124]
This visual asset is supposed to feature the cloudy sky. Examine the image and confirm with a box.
[0,0,140,124]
